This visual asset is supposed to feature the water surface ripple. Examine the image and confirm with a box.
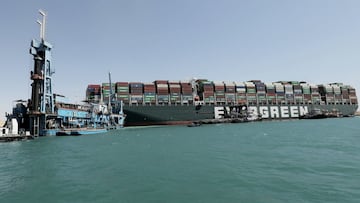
[1,118,360,202]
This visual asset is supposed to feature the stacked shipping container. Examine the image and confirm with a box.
[301,83,311,103]
[341,85,350,104]
[155,80,169,104]
[130,82,143,104]
[293,83,303,104]
[214,82,225,104]
[102,83,115,102]
[86,84,101,103]
[180,81,193,104]
[331,84,342,104]
[224,82,236,104]
[144,83,156,104]
[349,87,358,104]
[235,82,246,104]
[274,83,285,104]
[310,85,321,104]
[283,83,294,104]
[266,83,276,104]
[169,81,181,104]
[199,81,215,104]
[254,81,266,104]
[319,85,335,104]
[245,82,256,104]
[116,82,129,104]
[85,79,357,107]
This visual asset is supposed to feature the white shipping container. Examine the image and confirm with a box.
[284,84,293,93]
[157,84,169,88]
[245,82,255,88]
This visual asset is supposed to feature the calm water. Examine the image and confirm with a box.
[1,118,360,203]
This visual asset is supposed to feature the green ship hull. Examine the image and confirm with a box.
[121,103,358,126]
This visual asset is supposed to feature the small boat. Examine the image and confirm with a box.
[187,121,202,127]
[56,128,108,136]
[326,109,343,118]
[299,109,327,119]
[230,117,248,123]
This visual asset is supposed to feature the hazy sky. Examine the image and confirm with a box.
[1,0,360,120]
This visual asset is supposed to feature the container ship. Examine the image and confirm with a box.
[86,79,358,126]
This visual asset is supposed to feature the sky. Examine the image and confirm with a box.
[1,0,360,120]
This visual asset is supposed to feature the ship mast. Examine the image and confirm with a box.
[37,9,46,42]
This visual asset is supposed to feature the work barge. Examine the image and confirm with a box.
[2,10,125,141]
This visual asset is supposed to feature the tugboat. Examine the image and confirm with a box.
[299,108,343,119]
[299,109,327,119]
[326,109,343,118]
